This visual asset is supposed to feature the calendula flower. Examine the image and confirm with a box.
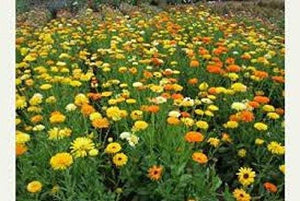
[70,137,95,158]
[254,122,268,131]
[132,121,148,132]
[16,131,30,144]
[49,111,66,124]
[236,167,256,186]
[185,131,204,143]
[195,120,209,130]
[267,141,285,155]
[130,110,143,120]
[92,118,110,128]
[264,182,277,193]
[113,153,128,167]
[279,164,285,174]
[40,84,52,90]
[255,138,264,145]
[238,149,247,157]
[105,142,122,154]
[223,121,239,129]
[27,181,42,193]
[50,152,73,170]
[207,137,220,147]
[233,188,251,201]
[192,152,208,164]
[148,165,163,180]
[231,102,247,111]
[65,103,77,112]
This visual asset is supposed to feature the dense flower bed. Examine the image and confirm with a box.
[16,5,284,201]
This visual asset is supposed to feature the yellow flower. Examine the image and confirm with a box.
[262,105,275,112]
[27,181,42,193]
[207,138,220,147]
[48,127,72,140]
[88,149,99,156]
[74,94,89,106]
[279,164,285,174]
[50,152,73,170]
[16,131,30,144]
[255,138,264,145]
[130,110,143,120]
[196,120,209,130]
[238,149,247,158]
[208,105,218,111]
[105,142,122,154]
[16,95,27,109]
[223,121,239,129]
[254,122,268,131]
[267,112,280,120]
[70,137,95,158]
[89,112,102,121]
[267,141,285,155]
[29,93,43,106]
[231,83,247,92]
[132,121,149,131]
[233,188,251,201]
[195,109,204,115]
[40,84,52,90]
[236,167,256,186]
[199,82,209,91]
[113,153,128,167]
[106,106,123,121]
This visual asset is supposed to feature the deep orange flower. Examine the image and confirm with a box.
[254,70,269,79]
[227,64,241,72]
[171,93,183,100]
[208,87,217,94]
[148,165,163,180]
[143,71,153,79]
[16,144,28,156]
[87,93,102,101]
[207,65,223,74]
[253,96,270,104]
[226,57,235,64]
[147,105,160,113]
[264,182,277,193]
[272,76,284,83]
[248,101,260,109]
[192,152,208,164]
[239,110,255,122]
[164,84,174,91]
[181,112,190,118]
[185,131,204,143]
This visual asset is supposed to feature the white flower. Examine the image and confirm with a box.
[128,134,139,147]
[132,82,143,88]
[65,103,77,112]
[168,111,181,118]
[33,124,45,131]
[201,98,213,104]
[231,102,247,111]
[120,132,131,140]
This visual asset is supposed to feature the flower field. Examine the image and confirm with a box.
[16,5,285,201]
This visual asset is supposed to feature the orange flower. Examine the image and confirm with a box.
[164,84,174,91]
[248,101,260,109]
[230,114,240,122]
[16,143,28,156]
[92,118,110,129]
[254,96,270,104]
[272,76,284,83]
[167,117,180,125]
[264,182,277,193]
[81,104,95,116]
[31,115,43,124]
[190,60,200,68]
[185,131,204,143]
[171,93,183,100]
[226,57,235,64]
[161,93,171,99]
[227,64,241,72]
[188,78,198,85]
[239,111,255,122]
[254,70,268,79]
[87,93,102,101]
[143,71,153,79]
[181,112,190,118]
[147,105,160,113]
[207,65,223,74]
[148,165,163,180]
[192,152,208,164]
[208,87,217,95]
[275,108,284,115]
